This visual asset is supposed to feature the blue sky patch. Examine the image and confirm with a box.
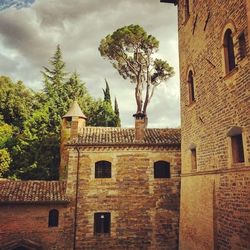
[0,0,35,11]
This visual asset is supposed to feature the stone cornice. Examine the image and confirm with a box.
[66,144,180,152]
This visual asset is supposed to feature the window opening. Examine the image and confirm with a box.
[48,209,59,227]
[65,117,72,128]
[239,32,247,59]
[95,161,111,178]
[94,212,111,234]
[191,148,197,170]
[185,0,190,19]
[224,29,236,73]
[154,161,170,178]
[231,134,244,163]
[188,70,195,103]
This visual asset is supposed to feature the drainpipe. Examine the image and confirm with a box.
[73,146,80,250]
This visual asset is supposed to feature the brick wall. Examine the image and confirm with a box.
[0,204,69,250]
[66,147,181,249]
[176,0,250,249]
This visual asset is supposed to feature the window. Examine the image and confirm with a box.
[48,209,59,227]
[185,0,190,19]
[65,117,72,128]
[191,148,197,170]
[239,32,247,59]
[224,29,236,73]
[154,161,170,178]
[94,212,111,234]
[95,161,111,178]
[188,70,195,104]
[231,134,244,163]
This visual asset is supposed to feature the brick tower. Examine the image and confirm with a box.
[60,101,86,179]
[162,0,250,249]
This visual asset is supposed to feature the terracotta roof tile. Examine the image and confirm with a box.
[0,180,68,204]
[70,127,181,146]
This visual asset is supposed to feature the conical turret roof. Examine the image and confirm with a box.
[63,101,87,119]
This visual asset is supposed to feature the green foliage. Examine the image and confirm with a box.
[99,24,174,115]
[0,148,11,177]
[0,123,13,147]
[0,76,37,131]
[114,97,121,127]
[103,79,111,104]
[0,45,121,180]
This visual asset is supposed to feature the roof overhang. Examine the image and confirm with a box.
[160,0,178,5]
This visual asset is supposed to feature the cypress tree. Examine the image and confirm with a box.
[114,97,121,127]
[102,79,111,104]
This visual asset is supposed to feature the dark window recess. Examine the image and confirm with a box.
[154,161,170,178]
[239,32,247,59]
[224,29,236,72]
[95,161,111,178]
[13,247,29,250]
[191,148,197,170]
[231,134,244,163]
[188,70,195,103]
[94,212,111,234]
[66,117,72,128]
[185,0,190,18]
[48,209,59,227]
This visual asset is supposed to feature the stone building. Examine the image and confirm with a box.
[1,0,250,249]
[0,101,181,250]
[162,0,250,249]
[0,180,69,250]
[60,102,181,249]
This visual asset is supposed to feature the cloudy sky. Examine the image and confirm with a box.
[0,0,179,128]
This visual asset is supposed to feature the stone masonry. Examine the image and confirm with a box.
[162,0,250,249]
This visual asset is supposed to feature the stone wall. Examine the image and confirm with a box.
[179,170,250,250]
[0,204,69,250]
[178,0,250,173]
[177,0,250,249]
[66,146,181,249]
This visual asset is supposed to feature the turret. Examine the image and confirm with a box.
[59,101,86,179]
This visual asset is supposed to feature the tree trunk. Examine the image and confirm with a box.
[135,78,143,114]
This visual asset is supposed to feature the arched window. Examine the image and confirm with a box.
[224,29,236,73]
[95,161,111,178]
[48,209,59,227]
[154,161,170,178]
[188,70,195,103]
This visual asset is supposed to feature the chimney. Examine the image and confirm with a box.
[134,113,148,141]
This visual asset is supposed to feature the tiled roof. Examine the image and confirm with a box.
[0,180,68,204]
[70,127,181,146]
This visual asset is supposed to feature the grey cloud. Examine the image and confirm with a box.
[0,0,180,127]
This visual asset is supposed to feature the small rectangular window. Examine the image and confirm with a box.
[231,134,244,163]
[239,32,247,59]
[95,161,111,178]
[191,148,197,170]
[65,117,72,128]
[154,161,170,178]
[94,212,111,234]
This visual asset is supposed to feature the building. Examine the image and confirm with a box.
[1,0,249,249]
[0,101,181,250]
[161,0,250,249]
[0,180,69,250]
